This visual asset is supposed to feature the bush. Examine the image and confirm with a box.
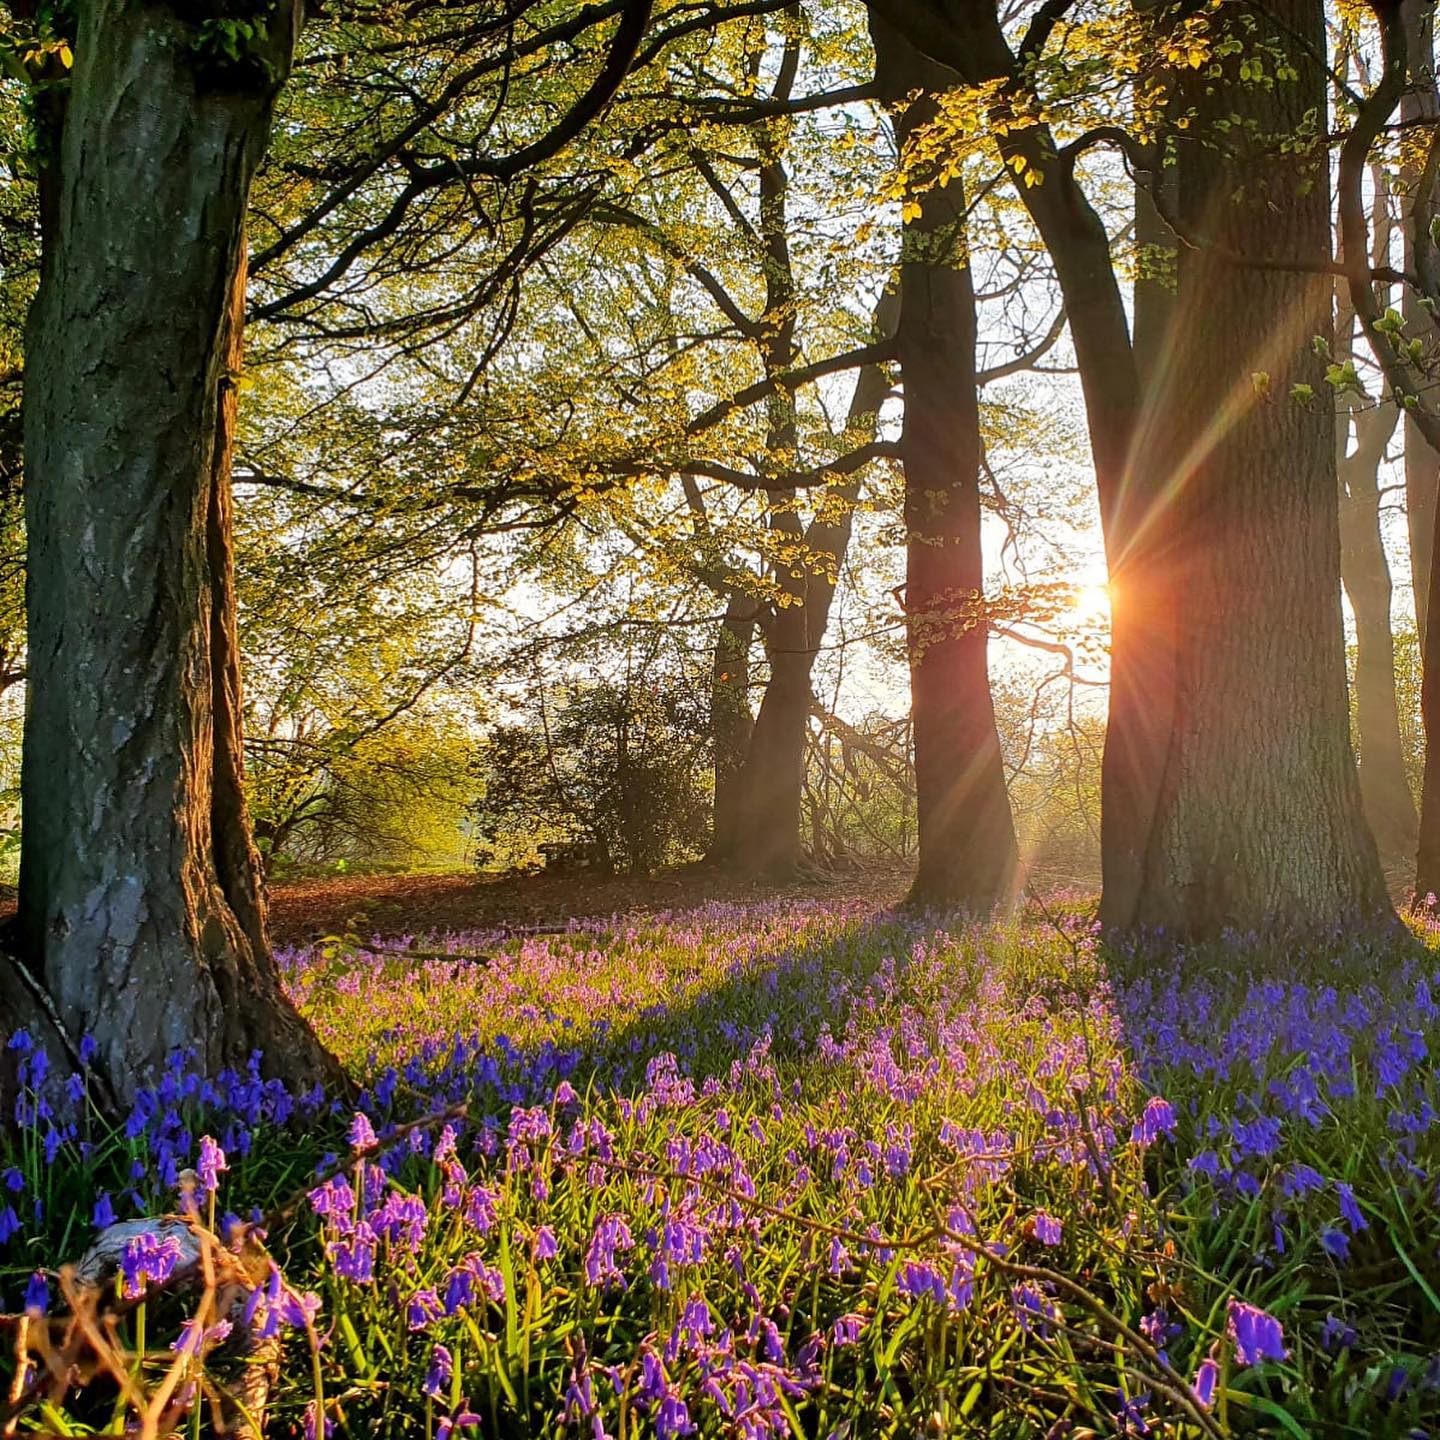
[470,680,711,874]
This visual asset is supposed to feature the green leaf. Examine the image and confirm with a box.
[1392,1232,1440,1316]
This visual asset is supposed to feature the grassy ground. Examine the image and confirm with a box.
[3,891,1438,1437]
[262,864,913,945]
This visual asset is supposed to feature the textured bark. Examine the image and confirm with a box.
[1132,122,1177,383]
[12,2,343,1103]
[872,15,1017,912]
[738,614,813,874]
[1341,440,1419,861]
[1418,504,1440,899]
[726,83,809,876]
[1401,0,1440,638]
[709,596,758,863]
[1335,2,1440,907]
[732,345,893,874]
[724,56,894,877]
[1336,327,1417,861]
[863,0,1167,927]
[1121,0,1388,932]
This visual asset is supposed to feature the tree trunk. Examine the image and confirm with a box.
[1335,321,1417,862]
[995,108,1171,932]
[724,78,808,876]
[1401,0,1440,639]
[1121,0,1388,932]
[864,0,1167,926]
[723,55,895,877]
[1132,113,1177,383]
[736,614,815,873]
[1417,501,1440,900]
[872,15,1017,912]
[1341,462,1418,861]
[11,2,343,1103]
[731,342,893,874]
[709,596,758,863]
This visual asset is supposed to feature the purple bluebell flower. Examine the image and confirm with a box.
[898,1260,947,1305]
[406,1288,444,1331]
[1320,1227,1350,1262]
[656,1395,695,1439]
[534,1225,558,1261]
[329,1226,376,1284]
[436,1408,482,1440]
[1031,1211,1062,1246]
[1227,1299,1288,1365]
[425,1343,454,1399]
[1013,1283,1055,1337]
[23,1272,48,1315]
[442,1262,475,1316]
[303,1400,334,1440]
[584,1214,634,1289]
[1337,1182,1367,1232]
[197,1135,227,1194]
[120,1232,184,1296]
[1279,1163,1324,1198]
[172,1318,232,1357]
[464,1185,498,1233]
[1320,1314,1356,1352]
[1115,1390,1151,1436]
[91,1192,115,1229]
[1130,1097,1176,1147]
[348,1112,378,1151]
[307,1174,355,1220]
[947,1255,975,1312]
[1192,1357,1219,1409]
[1231,1114,1282,1159]
[755,1316,785,1365]
[1139,1307,1179,1364]
[277,1289,321,1329]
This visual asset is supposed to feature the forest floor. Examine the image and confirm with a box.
[265,862,913,944]
[6,868,1436,1434]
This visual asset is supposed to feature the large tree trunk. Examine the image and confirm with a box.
[1401,0,1440,639]
[736,610,815,873]
[872,15,1017,912]
[1341,424,1419,861]
[1120,0,1387,932]
[1132,109,1177,383]
[725,73,808,877]
[10,2,342,1104]
[731,344,893,875]
[709,596,758,863]
[1002,119,1172,932]
[723,51,893,877]
[1335,298,1417,862]
[868,0,1388,934]
[863,0,1167,927]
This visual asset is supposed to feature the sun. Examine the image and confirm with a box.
[1065,558,1112,629]
[1070,580,1112,623]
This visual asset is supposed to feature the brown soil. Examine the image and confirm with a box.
[265,864,911,946]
